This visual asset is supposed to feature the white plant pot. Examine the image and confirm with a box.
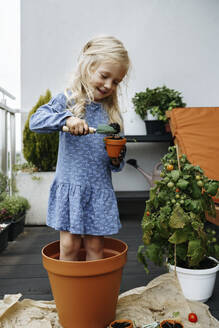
[169,258,219,302]
[15,171,55,225]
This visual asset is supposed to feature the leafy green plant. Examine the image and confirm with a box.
[23,89,59,171]
[0,173,8,201]
[0,195,30,222]
[132,85,186,122]
[138,146,219,272]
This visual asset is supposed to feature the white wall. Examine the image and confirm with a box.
[20,0,219,191]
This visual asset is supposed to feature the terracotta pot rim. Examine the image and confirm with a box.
[42,237,128,264]
[104,137,127,144]
[109,319,133,327]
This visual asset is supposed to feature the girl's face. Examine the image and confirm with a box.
[89,61,127,101]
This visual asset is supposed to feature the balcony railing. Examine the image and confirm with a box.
[0,86,19,195]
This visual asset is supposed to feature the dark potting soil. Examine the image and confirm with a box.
[107,136,123,140]
[109,123,121,134]
[161,323,183,328]
[111,322,131,328]
[176,257,217,270]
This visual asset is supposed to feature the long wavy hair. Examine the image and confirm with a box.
[64,35,130,131]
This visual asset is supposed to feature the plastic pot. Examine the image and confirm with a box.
[168,257,219,302]
[104,137,127,158]
[42,237,128,328]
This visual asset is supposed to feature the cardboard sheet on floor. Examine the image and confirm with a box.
[0,273,218,328]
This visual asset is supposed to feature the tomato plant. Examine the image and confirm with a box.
[138,146,219,273]
[188,313,198,323]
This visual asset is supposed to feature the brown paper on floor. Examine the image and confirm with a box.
[116,272,219,328]
[0,273,218,328]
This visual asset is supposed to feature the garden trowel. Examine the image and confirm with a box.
[62,123,120,135]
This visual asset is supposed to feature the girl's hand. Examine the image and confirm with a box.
[110,146,126,167]
[66,117,89,135]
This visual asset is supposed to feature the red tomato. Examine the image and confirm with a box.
[146,211,150,216]
[188,313,198,323]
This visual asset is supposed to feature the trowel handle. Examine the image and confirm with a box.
[62,126,96,134]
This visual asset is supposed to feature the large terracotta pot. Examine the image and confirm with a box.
[42,237,128,328]
[104,137,127,158]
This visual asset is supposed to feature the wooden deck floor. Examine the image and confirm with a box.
[0,215,218,321]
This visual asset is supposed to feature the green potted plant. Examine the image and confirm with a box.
[0,173,11,252]
[23,89,59,172]
[103,123,127,159]
[0,195,30,241]
[132,85,186,135]
[15,90,58,225]
[0,209,11,253]
[0,172,30,242]
[138,146,219,302]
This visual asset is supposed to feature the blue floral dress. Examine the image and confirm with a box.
[29,93,124,235]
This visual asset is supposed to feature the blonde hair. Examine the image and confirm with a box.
[64,35,130,131]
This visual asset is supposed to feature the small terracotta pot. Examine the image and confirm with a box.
[160,319,184,327]
[109,319,133,327]
[42,237,128,328]
[104,137,127,158]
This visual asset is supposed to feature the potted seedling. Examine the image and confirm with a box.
[138,146,219,302]
[132,86,186,135]
[63,122,127,159]
[103,123,127,159]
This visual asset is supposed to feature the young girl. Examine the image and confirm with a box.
[30,35,130,261]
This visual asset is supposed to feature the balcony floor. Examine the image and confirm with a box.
[0,215,218,321]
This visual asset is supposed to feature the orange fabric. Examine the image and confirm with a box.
[169,107,219,181]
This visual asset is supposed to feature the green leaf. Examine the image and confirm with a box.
[185,199,203,214]
[176,244,187,261]
[172,312,180,318]
[169,230,189,244]
[190,180,202,199]
[214,245,219,260]
[205,182,219,196]
[187,240,205,266]
[145,243,164,266]
[171,170,180,181]
[176,179,189,190]
[150,187,156,201]
[169,205,189,228]
[137,245,149,273]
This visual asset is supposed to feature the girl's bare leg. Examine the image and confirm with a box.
[59,231,82,261]
[83,235,104,261]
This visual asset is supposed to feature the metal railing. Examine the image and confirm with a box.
[0,86,19,195]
